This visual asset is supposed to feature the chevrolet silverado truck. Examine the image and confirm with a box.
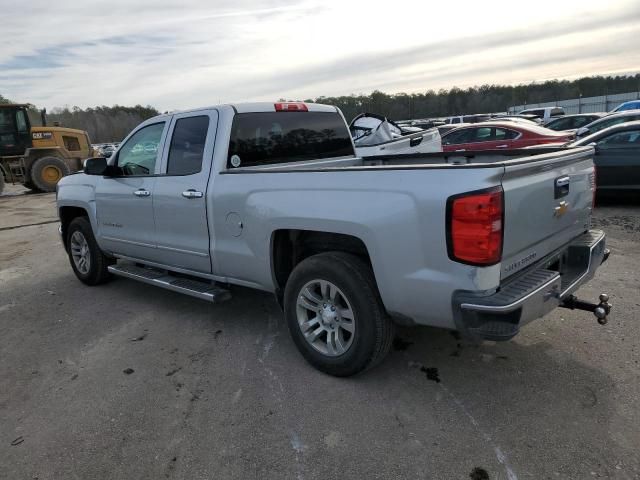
[56,102,611,376]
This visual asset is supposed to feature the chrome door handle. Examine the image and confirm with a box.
[182,189,204,199]
[496,144,509,148]
[455,149,466,152]
[133,189,151,197]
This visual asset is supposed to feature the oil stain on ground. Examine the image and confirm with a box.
[469,467,490,480]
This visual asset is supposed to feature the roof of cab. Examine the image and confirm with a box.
[164,102,338,117]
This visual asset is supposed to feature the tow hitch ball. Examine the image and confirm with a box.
[560,294,612,325]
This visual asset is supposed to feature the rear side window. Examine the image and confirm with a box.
[227,112,354,168]
[63,135,81,151]
[167,116,210,175]
[495,128,519,140]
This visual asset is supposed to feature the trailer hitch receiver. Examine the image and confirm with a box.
[560,293,612,325]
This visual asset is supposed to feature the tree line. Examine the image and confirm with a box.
[3,73,639,141]
[301,74,640,121]
[1,94,159,143]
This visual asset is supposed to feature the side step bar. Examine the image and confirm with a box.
[108,263,231,303]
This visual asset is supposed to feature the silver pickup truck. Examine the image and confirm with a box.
[56,102,611,376]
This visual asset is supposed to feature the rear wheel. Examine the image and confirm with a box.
[30,156,70,192]
[284,252,394,376]
[66,217,113,285]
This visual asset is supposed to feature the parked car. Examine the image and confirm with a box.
[570,120,640,192]
[517,106,565,122]
[57,102,610,376]
[611,100,640,112]
[577,110,640,138]
[350,113,441,156]
[441,121,573,152]
[445,114,491,124]
[544,113,605,131]
[101,144,116,157]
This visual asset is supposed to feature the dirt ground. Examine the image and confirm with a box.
[1,188,639,480]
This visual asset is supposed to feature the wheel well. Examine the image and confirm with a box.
[271,229,372,296]
[59,206,88,244]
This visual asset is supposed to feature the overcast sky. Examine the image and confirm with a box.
[1,0,639,110]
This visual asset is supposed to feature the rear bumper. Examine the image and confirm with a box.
[453,229,607,341]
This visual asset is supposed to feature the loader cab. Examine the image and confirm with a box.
[0,104,32,157]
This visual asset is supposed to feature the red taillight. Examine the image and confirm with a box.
[274,102,308,112]
[447,187,504,266]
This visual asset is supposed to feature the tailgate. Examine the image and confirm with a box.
[500,147,595,279]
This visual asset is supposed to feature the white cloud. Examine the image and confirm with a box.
[1,0,638,110]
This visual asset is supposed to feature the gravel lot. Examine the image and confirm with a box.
[1,185,639,480]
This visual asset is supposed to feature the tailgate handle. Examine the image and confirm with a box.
[555,176,570,198]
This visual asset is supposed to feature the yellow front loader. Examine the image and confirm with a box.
[0,104,95,193]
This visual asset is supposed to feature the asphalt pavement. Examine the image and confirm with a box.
[1,186,639,479]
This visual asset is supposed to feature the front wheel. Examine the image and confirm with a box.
[66,217,113,285]
[284,252,394,376]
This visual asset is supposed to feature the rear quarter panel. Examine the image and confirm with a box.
[209,166,505,328]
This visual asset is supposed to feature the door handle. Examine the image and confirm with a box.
[182,189,204,199]
[496,144,509,148]
[133,189,151,197]
[455,149,466,152]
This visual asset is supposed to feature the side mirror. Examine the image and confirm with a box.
[83,157,108,175]
[576,127,589,137]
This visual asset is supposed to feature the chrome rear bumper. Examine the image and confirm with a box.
[454,229,607,340]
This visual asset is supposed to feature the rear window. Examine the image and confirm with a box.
[227,112,354,168]
[63,135,81,151]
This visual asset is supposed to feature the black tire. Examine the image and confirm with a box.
[30,156,71,192]
[284,252,394,376]
[66,217,113,286]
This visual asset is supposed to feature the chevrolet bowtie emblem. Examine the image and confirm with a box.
[554,201,570,217]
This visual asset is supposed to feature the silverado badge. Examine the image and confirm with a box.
[554,201,570,218]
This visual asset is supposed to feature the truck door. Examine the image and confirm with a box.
[95,121,168,260]
[152,110,218,273]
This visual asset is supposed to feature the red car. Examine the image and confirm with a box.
[441,121,574,152]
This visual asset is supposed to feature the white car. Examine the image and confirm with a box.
[518,106,565,122]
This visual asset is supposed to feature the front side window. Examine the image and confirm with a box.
[116,122,165,176]
[167,116,209,175]
[573,117,594,128]
[228,112,354,168]
[443,128,473,145]
[598,130,640,148]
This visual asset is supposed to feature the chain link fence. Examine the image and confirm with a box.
[509,91,640,114]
